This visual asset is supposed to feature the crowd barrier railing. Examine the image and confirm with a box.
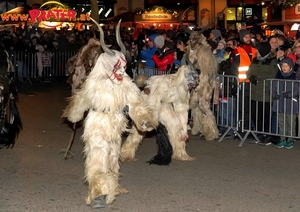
[135,65,171,78]
[8,51,77,83]
[216,75,300,147]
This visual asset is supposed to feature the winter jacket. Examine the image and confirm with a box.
[152,52,175,74]
[247,51,278,102]
[272,60,299,114]
[140,34,158,68]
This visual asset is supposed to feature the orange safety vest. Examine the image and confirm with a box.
[236,47,257,83]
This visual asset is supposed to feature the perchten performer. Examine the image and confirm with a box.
[180,7,225,140]
[62,19,157,209]
[121,64,199,164]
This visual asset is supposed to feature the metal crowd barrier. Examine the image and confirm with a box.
[8,51,77,84]
[135,65,171,78]
[216,75,300,147]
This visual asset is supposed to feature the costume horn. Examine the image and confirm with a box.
[89,17,114,56]
[116,19,126,56]
[179,7,193,34]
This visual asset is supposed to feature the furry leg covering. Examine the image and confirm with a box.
[120,126,145,162]
[147,122,173,165]
[190,81,219,140]
[0,96,22,149]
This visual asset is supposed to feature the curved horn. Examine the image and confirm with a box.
[198,6,227,34]
[90,17,114,56]
[116,19,126,56]
[179,6,193,34]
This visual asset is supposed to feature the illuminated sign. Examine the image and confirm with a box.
[142,13,172,20]
[0,1,90,22]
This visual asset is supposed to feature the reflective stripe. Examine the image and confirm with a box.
[238,74,247,79]
[238,66,249,72]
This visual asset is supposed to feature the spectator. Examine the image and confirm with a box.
[247,42,278,145]
[152,37,176,74]
[296,25,300,40]
[214,39,226,63]
[218,46,236,137]
[207,29,221,50]
[255,32,264,43]
[140,34,157,76]
[226,38,238,49]
[272,57,298,149]
[228,29,257,133]
[29,35,44,77]
[287,39,300,80]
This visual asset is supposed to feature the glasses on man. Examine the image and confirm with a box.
[227,43,233,47]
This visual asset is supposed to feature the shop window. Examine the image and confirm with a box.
[227,7,236,20]
[262,7,267,21]
[237,7,243,20]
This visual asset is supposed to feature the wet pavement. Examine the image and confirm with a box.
[1,80,300,212]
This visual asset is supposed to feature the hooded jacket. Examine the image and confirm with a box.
[140,34,158,67]
[272,57,299,114]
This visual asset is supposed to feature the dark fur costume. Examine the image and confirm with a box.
[0,44,22,149]
[147,122,173,166]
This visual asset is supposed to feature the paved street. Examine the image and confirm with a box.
[1,81,300,212]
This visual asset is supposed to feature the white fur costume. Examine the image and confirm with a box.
[121,65,198,161]
[62,26,157,207]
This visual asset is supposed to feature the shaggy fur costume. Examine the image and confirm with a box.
[0,45,22,149]
[62,49,157,207]
[120,65,198,162]
[179,7,224,140]
[66,38,102,92]
[185,33,219,140]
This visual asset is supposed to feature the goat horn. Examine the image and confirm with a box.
[179,6,193,34]
[90,17,114,56]
[116,19,126,56]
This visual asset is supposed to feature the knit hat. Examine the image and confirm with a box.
[211,29,221,39]
[218,39,226,47]
[154,35,165,46]
[239,29,250,41]
[280,57,294,69]
[255,42,271,57]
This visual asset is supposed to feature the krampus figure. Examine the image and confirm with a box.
[180,7,226,140]
[62,19,157,209]
[65,38,102,92]
[0,42,22,149]
[121,65,199,164]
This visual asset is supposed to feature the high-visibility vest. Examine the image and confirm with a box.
[236,47,257,83]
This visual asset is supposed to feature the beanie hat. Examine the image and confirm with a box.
[211,29,221,39]
[280,57,294,69]
[239,29,250,41]
[218,39,226,47]
[255,42,271,57]
[154,35,165,46]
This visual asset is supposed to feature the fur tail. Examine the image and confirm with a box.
[147,123,172,166]
[0,98,22,149]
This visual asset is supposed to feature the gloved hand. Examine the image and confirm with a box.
[154,50,162,57]
[282,92,291,98]
[249,75,258,85]
[273,93,281,100]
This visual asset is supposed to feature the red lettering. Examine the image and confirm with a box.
[38,10,47,22]
[1,14,10,21]
[47,10,57,20]
[29,9,40,22]
[10,14,18,21]
[60,11,67,20]
[53,9,62,19]
[68,10,76,21]
[19,14,29,21]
